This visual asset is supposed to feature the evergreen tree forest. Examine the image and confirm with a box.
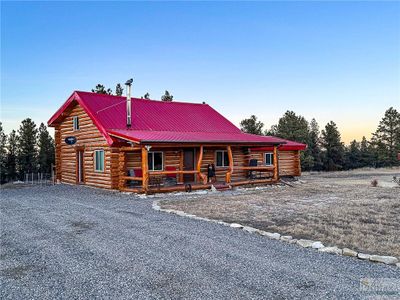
[0,120,54,183]
[240,107,400,171]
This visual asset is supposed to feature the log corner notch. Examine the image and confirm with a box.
[225,145,233,184]
[141,145,149,193]
[197,145,207,184]
[118,151,126,190]
[273,145,279,181]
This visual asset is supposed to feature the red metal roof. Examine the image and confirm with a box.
[250,138,307,151]
[48,91,305,149]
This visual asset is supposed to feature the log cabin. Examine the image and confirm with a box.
[48,86,306,193]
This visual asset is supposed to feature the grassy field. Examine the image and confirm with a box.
[159,168,400,257]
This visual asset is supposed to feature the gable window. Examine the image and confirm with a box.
[216,150,229,167]
[94,150,104,172]
[148,152,163,171]
[73,116,80,131]
[265,152,274,166]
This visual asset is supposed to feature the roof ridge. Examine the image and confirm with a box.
[107,129,241,134]
[75,90,208,106]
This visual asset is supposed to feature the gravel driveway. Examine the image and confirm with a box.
[1,185,399,299]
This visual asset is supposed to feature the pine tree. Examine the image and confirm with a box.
[308,118,323,171]
[37,123,55,174]
[17,118,38,177]
[274,111,310,143]
[344,140,362,170]
[321,121,345,171]
[240,115,264,135]
[115,83,124,96]
[265,125,277,136]
[273,111,314,170]
[0,122,7,183]
[161,90,173,101]
[360,136,374,167]
[92,84,113,95]
[6,130,18,181]
[371,107,400,166]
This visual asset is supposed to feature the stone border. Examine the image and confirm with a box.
[152,200,400,268]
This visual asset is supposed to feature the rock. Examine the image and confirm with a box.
[311,241,324,249]
[396,263,400,268]
[342,248,358,257]
[230,223,243,229]
[297,239,314,248]
[280,235,293,242]
[288,239,298,244]
[262,232,281,240]
[243,226,259,234]
[175,211,187,217]
[369,255,399,265]
[318,246,342,255]
[357,253,371,260]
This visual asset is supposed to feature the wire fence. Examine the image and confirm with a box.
[23,172,55,185]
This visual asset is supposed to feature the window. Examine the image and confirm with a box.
[265,153,274,166]
[94,150,104,172]
[216,150,229,167]
[148,152,163,171]
[73,116,79,131]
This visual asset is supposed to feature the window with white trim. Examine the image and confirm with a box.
[216,150,229,167]
[73,116,80,131]
[148,152,163,171]
[265,152,274,166]
[94,150,104,172]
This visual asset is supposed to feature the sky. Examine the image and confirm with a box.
[1,1,399,144]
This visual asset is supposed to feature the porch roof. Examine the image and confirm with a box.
[108,129,285,145]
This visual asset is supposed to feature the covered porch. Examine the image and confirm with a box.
[117,143,280,194]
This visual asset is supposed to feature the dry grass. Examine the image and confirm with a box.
[159,168,400,257]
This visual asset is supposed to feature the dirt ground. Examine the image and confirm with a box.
[159,168,400,257]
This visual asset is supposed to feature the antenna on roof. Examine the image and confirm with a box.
[125,78,133,128]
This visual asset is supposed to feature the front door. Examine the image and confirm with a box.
[77,150,84,184]
[183,149,195,183]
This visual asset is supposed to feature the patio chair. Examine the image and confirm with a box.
[164,166,178,187]
[248,159,258,179]
[127,168,142,187]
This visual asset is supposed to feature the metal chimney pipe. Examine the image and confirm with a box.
[125,78,133,128]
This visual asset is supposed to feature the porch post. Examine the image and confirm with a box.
[226,145,233,183]
[141,145,149,193]
[118,151,126,190]
[197,145,206,184]
[273,145,279,181]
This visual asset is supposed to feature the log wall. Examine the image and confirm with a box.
[56,103,118,189]
[250,150,301,176]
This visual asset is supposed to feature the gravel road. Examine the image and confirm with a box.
[1,185,399,299]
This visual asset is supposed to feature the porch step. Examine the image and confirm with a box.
[213,184,231,191]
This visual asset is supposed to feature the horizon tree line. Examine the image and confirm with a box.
[92,83,173,101]
[0,120,54,183]
[240,107,400,171]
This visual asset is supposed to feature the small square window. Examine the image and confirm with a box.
[265,153,274,166]
[216,150,229,167]
[73,116,80,131]
[94,150,104,172]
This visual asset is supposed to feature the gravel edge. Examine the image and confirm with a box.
[152,200,400,268]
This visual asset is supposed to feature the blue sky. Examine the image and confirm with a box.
[1,1,399,143]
